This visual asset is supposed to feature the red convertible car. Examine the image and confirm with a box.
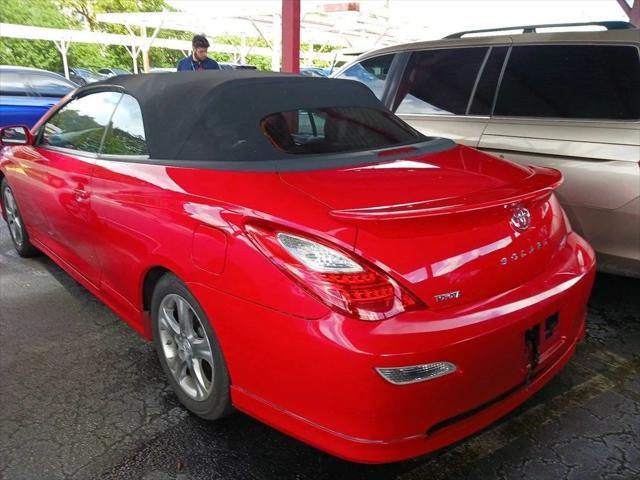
[0,72,595,463]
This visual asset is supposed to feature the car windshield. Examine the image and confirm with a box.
[260,107,423,155]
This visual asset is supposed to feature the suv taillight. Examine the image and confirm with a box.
[244,223,423,321]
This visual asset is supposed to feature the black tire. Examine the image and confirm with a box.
[151,273,233,420]
[1,179,39,257]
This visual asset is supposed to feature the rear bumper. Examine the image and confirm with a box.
[189,232,596,463]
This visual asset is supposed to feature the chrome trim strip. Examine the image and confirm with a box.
[37,146,99,159]
[98,153,150,161]
[466,46,492,115]
[492,45,512,116]
[397,114,490,120]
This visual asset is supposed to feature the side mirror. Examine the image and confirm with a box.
[0,125,33,147]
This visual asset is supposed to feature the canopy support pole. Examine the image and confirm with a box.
[271,14,281,71]
[240,33,246,64]
[141,23,162,72]
[141,26,149,73]
[306,42,314,67]
[54,39,70,79]
[281,0,300,73]
[124,43,140,74]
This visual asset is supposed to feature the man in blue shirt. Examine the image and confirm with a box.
[177,35,220,72]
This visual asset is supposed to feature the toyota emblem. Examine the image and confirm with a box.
[510,205,531,231]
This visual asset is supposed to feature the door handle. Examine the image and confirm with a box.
[73,187,90,202]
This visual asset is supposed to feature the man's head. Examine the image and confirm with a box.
[192,34,210,62]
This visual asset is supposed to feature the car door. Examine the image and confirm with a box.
[478,43,640,271]
[390,44,508,147]
[26,91,122,286]
[89,93,157,317]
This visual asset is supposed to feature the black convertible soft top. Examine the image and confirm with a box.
[77,70,452,168]
[75,70,454,171]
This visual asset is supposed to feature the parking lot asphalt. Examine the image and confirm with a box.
[0,221,638,480]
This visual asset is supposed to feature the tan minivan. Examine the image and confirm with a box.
[333,22,640,277]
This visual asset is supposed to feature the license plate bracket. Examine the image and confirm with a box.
[524,312,561,380]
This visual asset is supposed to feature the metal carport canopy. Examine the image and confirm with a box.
[96,2,424,71]
[0,22,194,77]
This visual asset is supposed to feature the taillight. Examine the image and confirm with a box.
[244,223,424,321]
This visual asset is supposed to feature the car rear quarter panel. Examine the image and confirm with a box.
[87,160,356,337]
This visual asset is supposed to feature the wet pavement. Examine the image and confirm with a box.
[1,221,638,480]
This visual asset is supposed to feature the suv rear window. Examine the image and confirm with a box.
[261,107,422,155]
[495,45,640,120]
[395,47,489,115]
[336,54,395,100]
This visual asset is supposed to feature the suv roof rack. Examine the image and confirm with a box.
[444,21,635,39]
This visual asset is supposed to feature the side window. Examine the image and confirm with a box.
[296,110,326,140]
[101,94,148,156]
[495,45,640,120]
[40,91,122,153]
[469,46,508,115]
[27,73,75,98]
[394,47,488,115]
[0,72,30,96]
[336,54,395,100]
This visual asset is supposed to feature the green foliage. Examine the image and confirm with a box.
[0,0,73,71]
[102,126,147,155]
[46,109,105,151]
[245,55,272,71]
[0,0,70,28]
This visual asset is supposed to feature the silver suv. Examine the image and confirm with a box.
[334,22,640,277]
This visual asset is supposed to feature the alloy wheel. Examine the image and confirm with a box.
[3,187,23,248]
[158,294,215,401]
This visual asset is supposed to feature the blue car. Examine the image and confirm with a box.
[0,66,78,128]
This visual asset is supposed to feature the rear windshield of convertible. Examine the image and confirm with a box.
[260,107,422,155]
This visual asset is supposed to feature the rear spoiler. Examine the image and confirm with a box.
[330,166,562,221]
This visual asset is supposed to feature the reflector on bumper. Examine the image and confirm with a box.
[376,362,457,385]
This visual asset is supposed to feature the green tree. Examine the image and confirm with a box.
[0,0,73,71]
[57,0,190,70]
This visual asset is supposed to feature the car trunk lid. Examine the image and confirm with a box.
[279,145,567,309]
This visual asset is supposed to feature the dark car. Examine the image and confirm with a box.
[97,68,131,77]
[218,63,258,70]
[68,67,107,86]
[0,66,77,128]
